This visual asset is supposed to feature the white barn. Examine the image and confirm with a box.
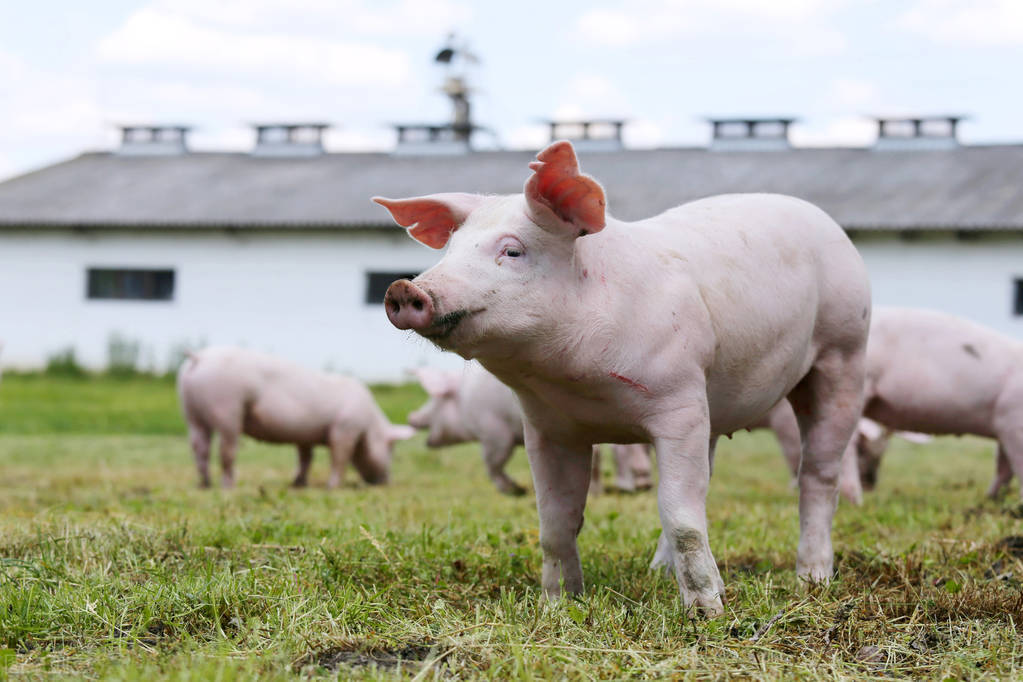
[1,118,1022,382]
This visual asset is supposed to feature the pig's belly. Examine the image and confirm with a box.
[242,400,330,445]
[866,397,997,439]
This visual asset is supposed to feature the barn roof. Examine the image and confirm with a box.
[1,144,1023,231]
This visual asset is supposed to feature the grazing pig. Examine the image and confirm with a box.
[408,362,653,495]
[376,140,870,616]
[178,346,414,488]
[849,307,1023,499]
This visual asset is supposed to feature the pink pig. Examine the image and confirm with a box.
[178,346,414,489]
[408,362,653,495]
[375,140,870,615]
[850,307,1023,499]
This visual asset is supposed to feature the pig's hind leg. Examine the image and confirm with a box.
[188,423,213,488]
[787,348,866,584]
[292,445,314,488]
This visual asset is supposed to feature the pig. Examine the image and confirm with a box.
[177,346,414,489]
[408,362,653,495]
[375,140,870,616]
[845,306,1023,500]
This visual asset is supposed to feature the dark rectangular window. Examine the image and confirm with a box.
[86,268,175,301]
[1015,278,1023,316]
[366,271,418,304]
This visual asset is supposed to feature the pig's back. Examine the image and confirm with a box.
[866,307,1021,437]
[651,193,870,430]
[178,346,350,443]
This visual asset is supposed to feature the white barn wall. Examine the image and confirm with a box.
[0,229,466,382]
[2,230,1023,382]
[855,234,1023,340]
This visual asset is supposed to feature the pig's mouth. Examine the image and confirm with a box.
[422,308,485,344]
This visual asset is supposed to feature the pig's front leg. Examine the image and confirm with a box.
[326,427,359,489]
[479,430,526,496]
[524,422,594,598]
[654,412,726,617]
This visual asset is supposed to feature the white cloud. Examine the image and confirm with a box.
[576,0,852,55]
[897,0,1023,46]
[97,7,411,87]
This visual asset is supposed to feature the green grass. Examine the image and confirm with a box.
[2,376,1023,679]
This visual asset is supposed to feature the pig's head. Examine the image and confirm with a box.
[407,368,471,447]
[854,418,891,491]
[354,422,416,484]
[374,140,606,361]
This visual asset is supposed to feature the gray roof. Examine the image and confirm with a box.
[2,144,1023,230]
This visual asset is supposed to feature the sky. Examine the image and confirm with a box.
[1,0,1022,181]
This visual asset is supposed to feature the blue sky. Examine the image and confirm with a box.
[2,0,1022,180]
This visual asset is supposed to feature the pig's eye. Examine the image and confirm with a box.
[504,247,522,258]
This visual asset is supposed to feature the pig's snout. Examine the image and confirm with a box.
[385,279,434,331]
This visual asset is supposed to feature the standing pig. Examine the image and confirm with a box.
[376,140,870,616]
[849,307,1023,499]
[178,346,414,488]
[408,362,653,495]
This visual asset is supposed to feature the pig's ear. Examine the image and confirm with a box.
[412,368,459,397]
[387,424,417,444]
[372,193,484,249]
[525,140,606,238]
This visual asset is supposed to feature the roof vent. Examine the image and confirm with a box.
[391,123,479,156]
[543,119,625,152]
[116,125,190,156]
[708,117,795,151]
[251,123,329,157]
[872,115,964,151]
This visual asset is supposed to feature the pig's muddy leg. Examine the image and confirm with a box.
[524,425,593,598]
[189,425,213,488]
[481,435,526,496]
[327,429,359,489]
[292,445,313,488]
[655,419,725,617]
[986,444,1012,499]
[218,431,239,488]
[787,349,865,584]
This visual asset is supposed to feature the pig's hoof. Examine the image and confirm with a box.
[683,591,725,618]
[498,481,527,497]
[291,479,308,489]
[839,484,863,505]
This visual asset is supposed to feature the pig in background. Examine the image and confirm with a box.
[377,140,870,616]
[407,362,652,496]
[843,306,1023,501]
[178,346,414,489]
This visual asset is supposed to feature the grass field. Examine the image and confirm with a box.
[2,374,1023,679]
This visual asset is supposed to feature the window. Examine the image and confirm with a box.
[1015,278,1023,316]
[366,271,418,304]
[86,268,175,301]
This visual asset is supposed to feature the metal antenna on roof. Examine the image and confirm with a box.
[434,33,479,143]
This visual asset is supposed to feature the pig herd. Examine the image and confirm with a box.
[173,140,1023,617]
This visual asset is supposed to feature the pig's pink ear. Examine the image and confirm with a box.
[372,193,483,249]
[412,368,460,397]
[525,140,606,237]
